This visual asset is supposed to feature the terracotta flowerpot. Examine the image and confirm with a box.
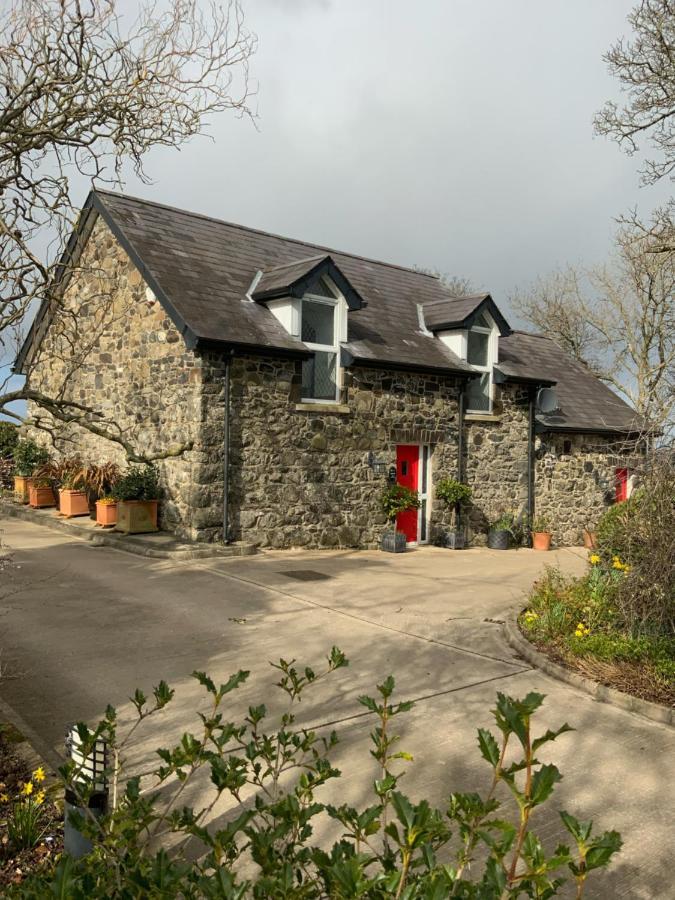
[14,475,32,504]
[115,500,158,534]
[29,485,56,508]
[583,529,598,550]
[59,489,90,518]
[532,531,552,551]
[95,501,118,528]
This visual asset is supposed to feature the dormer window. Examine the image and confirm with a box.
[301,284,340,402]
[466,313,497,413]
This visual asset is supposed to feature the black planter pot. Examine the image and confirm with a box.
[445,530,466,549]
[380,530,407,553]
[487,529,511,550]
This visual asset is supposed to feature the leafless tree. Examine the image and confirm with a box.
[595,0,675,185]
[0,0,256,457]
[413,267,477,296]
[512,212,675,433]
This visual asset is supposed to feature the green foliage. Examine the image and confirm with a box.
[0,421,19,458]
[12,439,49,477]
[11,650,621,898]
[530,516,551,533]
[7,798,47,851]
[596,495,641,563]
[112,464,160,501]
[435,478,472,507]
[379,484,420,524]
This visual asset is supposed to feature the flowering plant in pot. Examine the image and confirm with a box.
[113,464,160,534]
[379,484,420,552]
[435,478,472,549]
[531,515,552,551]
[95,495,118,528]
[12,440,49,503]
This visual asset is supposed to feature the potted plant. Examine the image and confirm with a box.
[379,484,420,552]
[530,516,552,551]
[13,440,49,503]
[487,511,516,550]
[80,461,121,518]
[95,496,118,528]
[59,468,90,518]
[113,464,160,534]
[28,476,56,509]
[435,478,472,549]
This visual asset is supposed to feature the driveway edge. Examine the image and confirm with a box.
[504,614,673,728]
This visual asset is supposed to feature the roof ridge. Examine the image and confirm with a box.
[93,189,439,280]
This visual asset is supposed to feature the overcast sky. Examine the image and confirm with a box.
[105,0,670,309]
[3,0,672,418]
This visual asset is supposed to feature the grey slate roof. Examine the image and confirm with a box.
[18,189,643,435]
[499,332,644,433]
[93,190,474,375]
[422,293,511,335]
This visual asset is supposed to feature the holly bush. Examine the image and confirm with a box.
[10,649,621,898]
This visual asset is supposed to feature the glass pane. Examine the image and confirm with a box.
[302,351,337,400]
[467,372,491,411]
[421,446,428,493]
[302,300,334,345]
[420,500,427,541]
[467,329,489,366]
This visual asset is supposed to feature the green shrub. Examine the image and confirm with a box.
[112,464,160,501]
[12,439,50,477]
[435,478,472,507]
[0,421,19,459]
[10,650,621,898]
[380,483,419,525]
[596,495,641,564]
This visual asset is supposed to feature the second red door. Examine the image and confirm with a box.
[396,444,419,543]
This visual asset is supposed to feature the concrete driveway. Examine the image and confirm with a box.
[1,516,673,897]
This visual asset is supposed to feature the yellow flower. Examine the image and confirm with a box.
[589,554,600,565]
[35,790,46,805]
[33,767,46,783]
[612,559,624,570]
[21,781,33,796]
[0,793,9,803]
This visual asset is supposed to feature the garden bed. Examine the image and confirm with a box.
[0,724,63,889]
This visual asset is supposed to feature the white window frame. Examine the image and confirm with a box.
[466,314,498,414]
[300,290,341,403]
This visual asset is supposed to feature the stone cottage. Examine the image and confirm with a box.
[16,190,644,548]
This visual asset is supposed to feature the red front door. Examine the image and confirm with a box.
[615,467,629,503]
[396,445,419,543]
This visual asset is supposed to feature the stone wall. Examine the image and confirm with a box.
[535,432,627,546]
[463,384,531,541]
[24,215,206,537]
[196,355,464,548]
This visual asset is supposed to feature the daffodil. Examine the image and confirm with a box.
[21,781,33,796]
[35,790,46,805]
[0,793,9,803]
[33,767,46,783]
[589,554,600,565]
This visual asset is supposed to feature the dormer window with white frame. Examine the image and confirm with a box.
[466,312,497,413]
[301,279,341,402]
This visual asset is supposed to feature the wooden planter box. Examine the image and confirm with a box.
[115,500,158,534]
[14,475,32,504]
[532,531,552,551]
[59,489,90,518]
[29,485,56,509]
[95,501,118,528]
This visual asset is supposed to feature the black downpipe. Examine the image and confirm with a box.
[456,384,466,531]
[527,387,536,547]
[223,354,233,544]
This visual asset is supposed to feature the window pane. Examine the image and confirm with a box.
[467,329,489,366]
[467,372,491,411]
[302,300,334,345]
[420,499,427,541]
[302,351,337,400]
